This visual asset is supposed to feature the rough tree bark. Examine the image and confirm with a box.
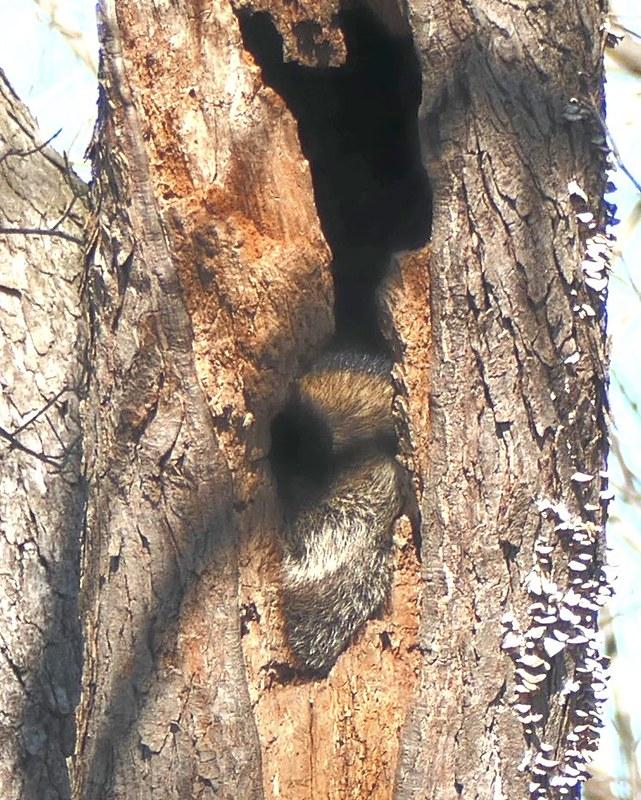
[0,0,612,798]
[0,74,87,800]
[395,3,612,798]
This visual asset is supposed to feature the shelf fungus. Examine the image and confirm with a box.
[500,493,612,799]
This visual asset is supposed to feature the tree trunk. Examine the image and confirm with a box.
[70,3,265,797]
[395,3,612,798]
[1,0,612,798]
[0,72,87,800]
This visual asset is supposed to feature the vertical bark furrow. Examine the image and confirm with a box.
[396,3,609,799]
[2,0,609,797]
[72,3,264,798]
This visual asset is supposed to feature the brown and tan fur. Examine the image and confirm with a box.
[271,351,402,674]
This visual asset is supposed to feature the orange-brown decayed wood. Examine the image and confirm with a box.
[112,0,425,796]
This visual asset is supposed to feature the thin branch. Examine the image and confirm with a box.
[11,387,67,436]
[610,22,641,42]
[588,102,641,196]
[50,192,81,232]
[601,120,641,196]
[585,49,641,194]
[0,128,62,166]
[610,434,641,508]
[0,426,62,467]
[606,19,641,77]
[0,137,86,241]
[0,387,70,467]
[0,226,84,245]
[613,372,641,416]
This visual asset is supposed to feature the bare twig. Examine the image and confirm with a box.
[597,114,641,196]
[50,192,81,231]
[610,435,641,508]
[11,387,68,436]
[0,128,62,166]
[0,425,63,466]
[0,226,83,245]
[607,18,641,77]
[0,387,70,466]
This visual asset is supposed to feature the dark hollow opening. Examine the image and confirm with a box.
[239,4,432,352]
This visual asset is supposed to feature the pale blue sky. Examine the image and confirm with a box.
[0,0,98,176]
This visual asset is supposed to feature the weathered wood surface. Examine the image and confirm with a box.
[396,3,611,798]
[0,0,610,797]
[0,71,87,800]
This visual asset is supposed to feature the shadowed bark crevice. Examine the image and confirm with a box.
[239,5,432,352]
